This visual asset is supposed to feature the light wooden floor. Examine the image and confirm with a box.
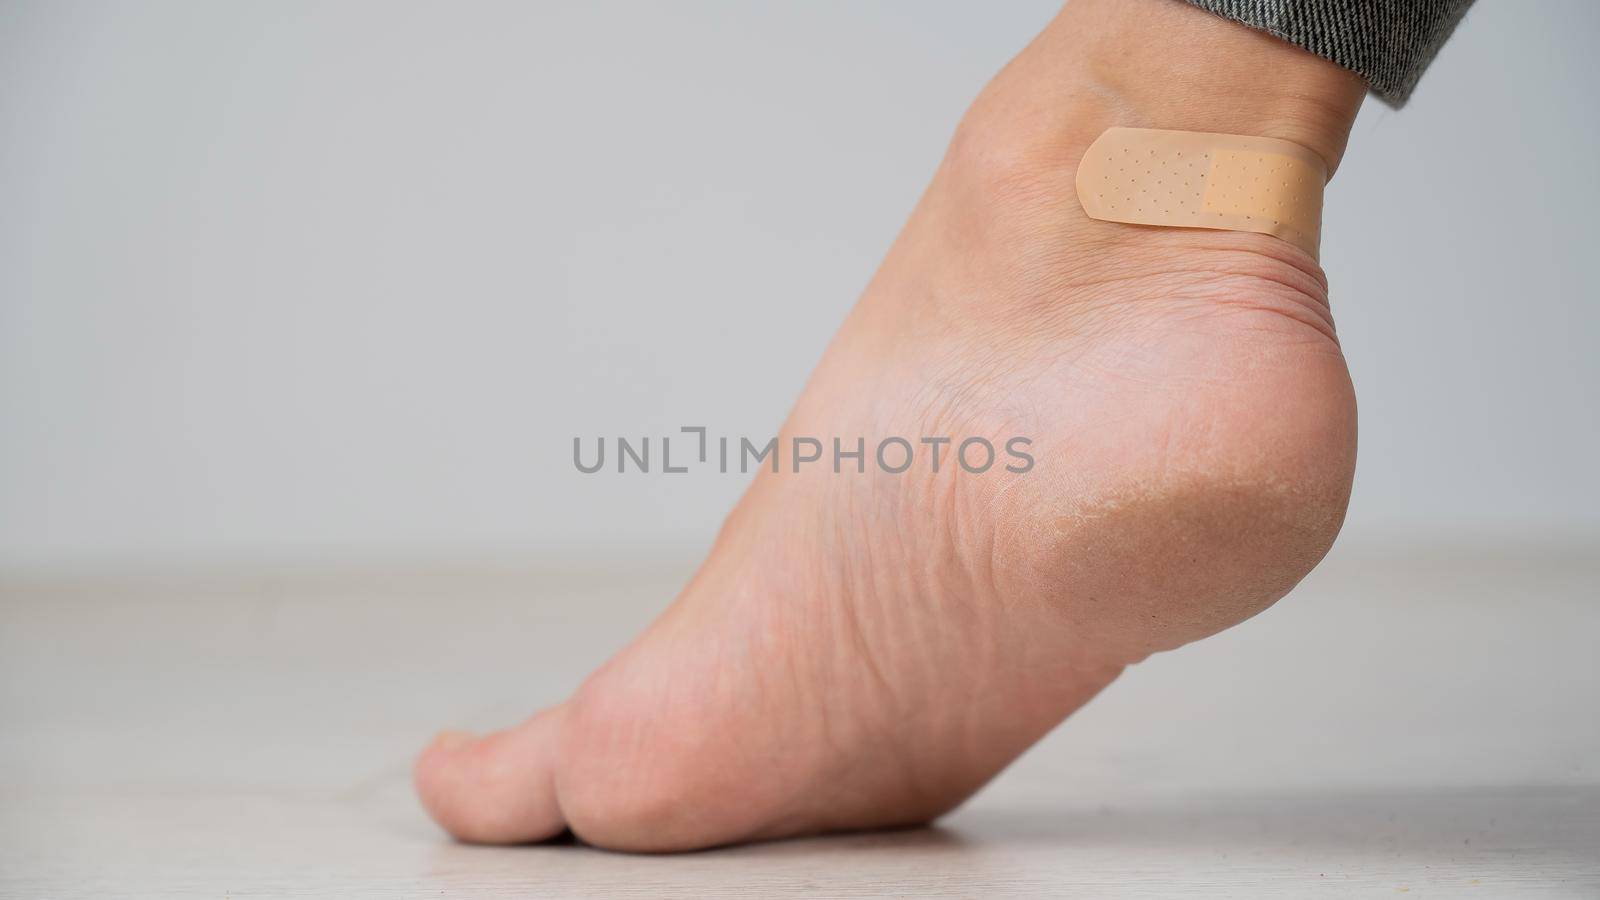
[2,543,1596,897]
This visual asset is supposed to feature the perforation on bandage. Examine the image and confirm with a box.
[1076,127,1327,258]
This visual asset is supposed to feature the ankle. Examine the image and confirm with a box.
[954,0,1365,181]
[1059,0,1366,175]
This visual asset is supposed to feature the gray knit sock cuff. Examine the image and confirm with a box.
[1180,0,1476,106]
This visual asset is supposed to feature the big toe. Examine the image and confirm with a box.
[413,705,569,844]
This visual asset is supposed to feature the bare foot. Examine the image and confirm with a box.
[415,0,1367,852]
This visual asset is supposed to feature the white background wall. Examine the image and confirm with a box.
[3,0,1597,572]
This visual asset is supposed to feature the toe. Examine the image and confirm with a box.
[413,705,569,844]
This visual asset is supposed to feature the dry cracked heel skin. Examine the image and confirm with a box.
[1075,126,1326,258]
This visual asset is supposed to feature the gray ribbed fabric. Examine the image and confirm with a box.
[1181,0,1476,106]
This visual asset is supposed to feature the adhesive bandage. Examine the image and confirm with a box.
[1076,127,1327,258]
